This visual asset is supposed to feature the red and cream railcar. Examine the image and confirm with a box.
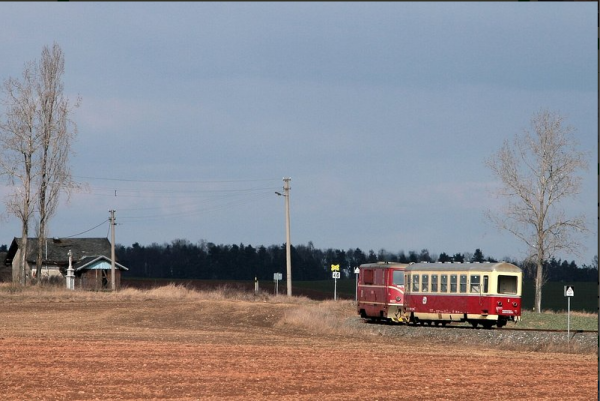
[403,262,522,328]
[357,262,408,323]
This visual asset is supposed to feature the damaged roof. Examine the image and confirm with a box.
[5,237,112,265]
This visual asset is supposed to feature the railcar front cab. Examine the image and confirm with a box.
[357,263,407,323]
[403,262,523,329]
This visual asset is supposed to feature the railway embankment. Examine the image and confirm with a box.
[343,317,597,354]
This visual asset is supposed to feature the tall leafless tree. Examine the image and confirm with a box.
[33,44,80,282]
[0,62,39,284]
[486,110,588,313]
[0,43,79,284]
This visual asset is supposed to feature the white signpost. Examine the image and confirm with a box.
[354,267,360,303]
[274,273,283,295]
[332,271,341,300]
[331,264,340,300]
[564,285,574,344]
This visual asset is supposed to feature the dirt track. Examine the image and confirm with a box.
[0,297,597,400]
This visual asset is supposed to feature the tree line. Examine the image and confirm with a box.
[115,240,597,282]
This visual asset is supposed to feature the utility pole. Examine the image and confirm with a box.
[275,178,292,296]
[283,177,292,296]
[109,210,116,291]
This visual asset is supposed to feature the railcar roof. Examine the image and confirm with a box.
[359,262,409,269]
[405,262,521,273]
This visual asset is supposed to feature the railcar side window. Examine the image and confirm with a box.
[421,275,429,292]
[363,269,374,285]
[431,275,438,292]
[498,275,518,294]
[470,275,481,293]
[450,275,457,293]
[441,275,448,292]
[412,274,420,292]
[392,270,404,286]
[483,275,489,293]
[405,274,410,292]
[460,275,467,293]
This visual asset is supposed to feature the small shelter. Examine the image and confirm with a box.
[74,255,128,290]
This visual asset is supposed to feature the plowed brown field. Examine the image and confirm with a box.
[0,294,597,400]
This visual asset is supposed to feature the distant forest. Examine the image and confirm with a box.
[115,240,598,282]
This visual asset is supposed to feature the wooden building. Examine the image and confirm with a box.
[3,237,126,287]
[74,255,128,290]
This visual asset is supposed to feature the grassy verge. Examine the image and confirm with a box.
[517,310,598,331]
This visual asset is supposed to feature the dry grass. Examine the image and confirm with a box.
[276,299,360,336]
[0,282,315,304]
[1,283,595,355]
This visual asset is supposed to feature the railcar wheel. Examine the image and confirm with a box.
[482,322,493,330]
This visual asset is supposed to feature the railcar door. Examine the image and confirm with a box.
[390,269,404,304]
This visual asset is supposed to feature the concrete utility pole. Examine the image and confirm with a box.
[275,178,292,296]
[109,210,116,291]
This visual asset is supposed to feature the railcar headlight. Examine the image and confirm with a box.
[497,301,503,306]
[512,302,518,307]
[396,296,401,302]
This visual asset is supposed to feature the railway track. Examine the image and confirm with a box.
[493,327,598,334]
[416,325,599,334]
[364,319,598,334]
[408,324,598,334]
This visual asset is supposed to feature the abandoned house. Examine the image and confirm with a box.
[3,237,128,289]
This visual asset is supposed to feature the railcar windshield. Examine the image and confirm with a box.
[392,270,404,285]
[363,269,374,285]
[498,275,518,294]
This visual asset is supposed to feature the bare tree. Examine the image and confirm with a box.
[486,110,588,313]
[0,43,79,284]
[34,43,80,282]
[0,62,39,284]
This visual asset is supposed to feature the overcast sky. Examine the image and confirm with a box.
[1,3,597,266]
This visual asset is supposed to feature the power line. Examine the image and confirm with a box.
[118,190,275,222]
[64,219,109,238]
[74,175,281,184]
[78,185,279,198]
[60,178,281,229]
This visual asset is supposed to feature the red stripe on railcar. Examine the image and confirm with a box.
[404,293,521,318]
